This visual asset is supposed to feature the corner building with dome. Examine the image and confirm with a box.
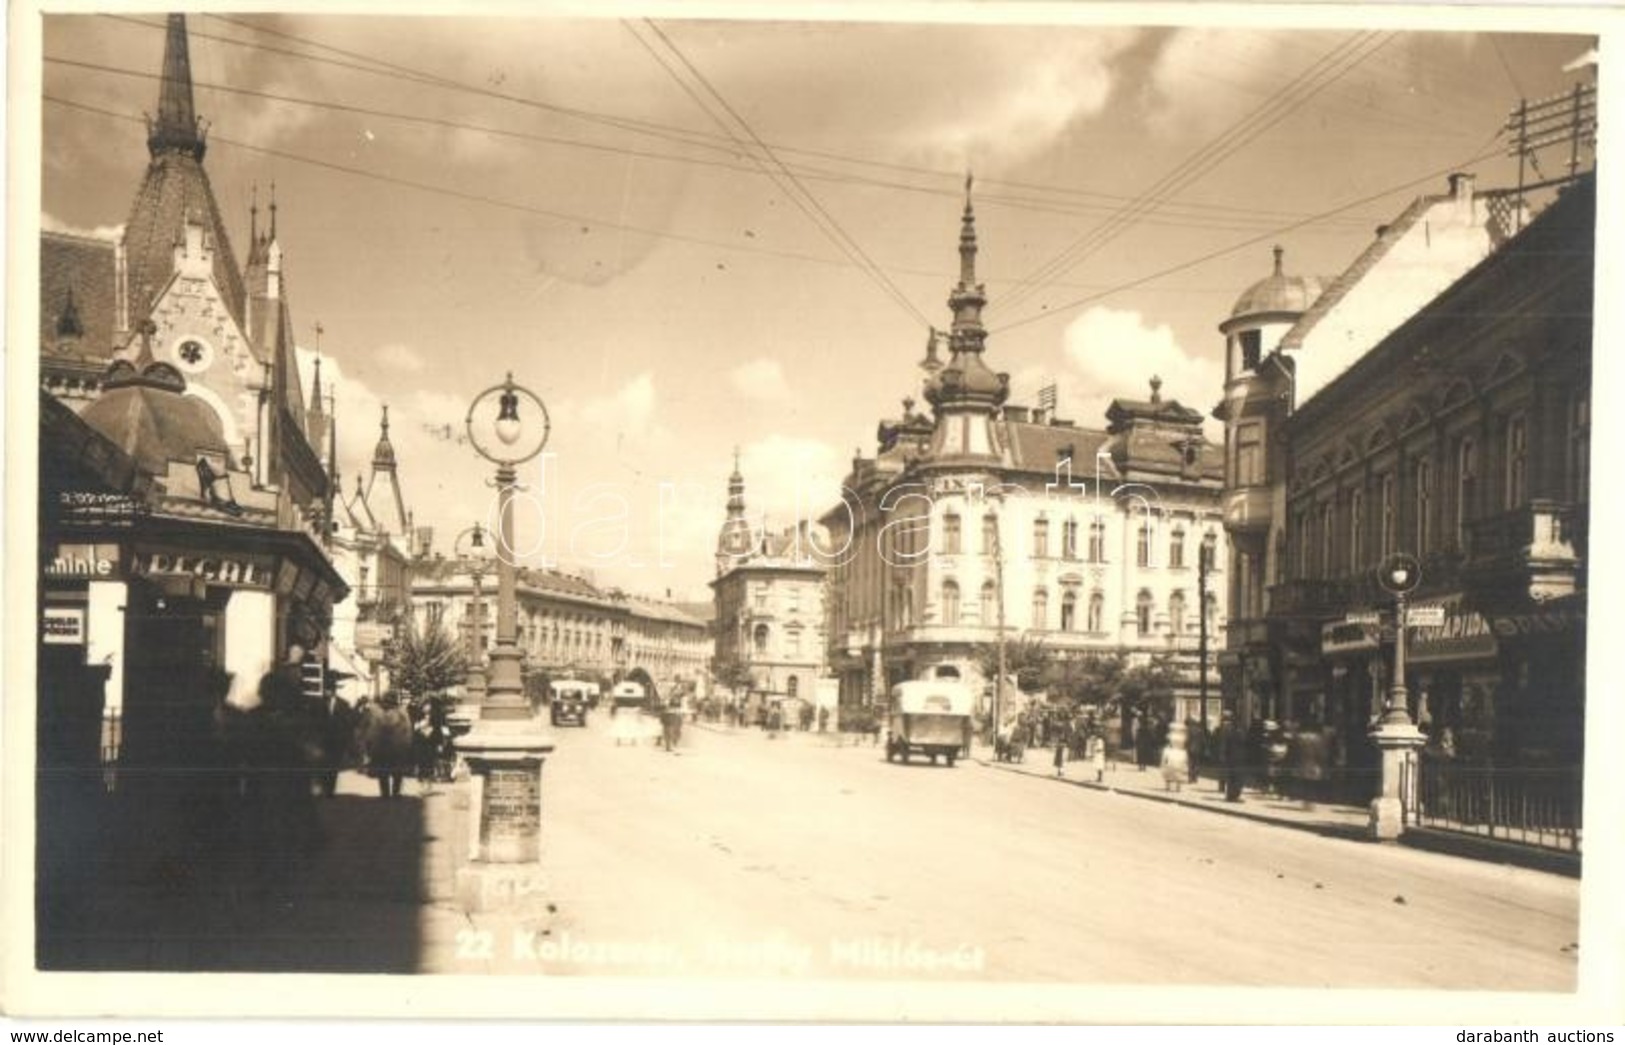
[819,187,1229,727]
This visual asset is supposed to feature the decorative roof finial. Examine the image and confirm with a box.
[147,14,205,160]
[250,183,259,243]
[269,181,279,239]
[1273,244,1284,275]
[1150,375,1163,404]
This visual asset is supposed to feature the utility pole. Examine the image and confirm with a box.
[1198,541,1210,730]
[993,509,1006,739]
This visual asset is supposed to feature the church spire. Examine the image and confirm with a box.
[147,14,206,160]
[946,172,988,356]
[372,404,396,472]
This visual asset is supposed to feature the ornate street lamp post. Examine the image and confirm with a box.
[1369,552,1426,841]
[454,372,554,913]
[454,523,490,704]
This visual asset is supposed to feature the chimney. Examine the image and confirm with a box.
[1448,172,1475,203]
[1005,405,1031,424]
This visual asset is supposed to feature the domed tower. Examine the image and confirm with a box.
[715,449,754,575]
[364,405,410,536]
[923,178,1009,463]
[1214,246,1323,724]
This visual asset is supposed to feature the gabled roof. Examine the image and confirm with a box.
[1280,194,1440,352]
[1001,420,1112,477]
[121,152,247,333]
[41,232,119,356]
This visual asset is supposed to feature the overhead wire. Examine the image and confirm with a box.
[988,141,1513,338]
[94,13,1402,230]
[998,31,1395,319]
[628,18,933,330]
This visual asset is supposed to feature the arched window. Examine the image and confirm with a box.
[980,581,997,625]
[941,580,960,626]
[1087,592,1104,633]
[1060,590,1077,632]
[1169,591,1187,635]
[1136,590,1154,636]
[1032,587,1048,629]
[753,623,770,654]
[942,512,962,555]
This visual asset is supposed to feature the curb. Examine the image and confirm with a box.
[1400,826,1582,877]
[980,758,1372,842]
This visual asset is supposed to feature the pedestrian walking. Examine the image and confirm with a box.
[1053,737,1066,778]
[312,684,356,798]
[1185,717,1204,786]
[1219,710,1245,802]
[1089,731,1106,782]
[362,693,414,798]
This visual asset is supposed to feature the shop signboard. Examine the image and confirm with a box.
[1321,620,1378,655]
[42,607,86,645]
[43,543,120,579]
[1409,594,1496,664]
[130,548,275,589]
[1407,605,1446,628]
[55,491,148,527]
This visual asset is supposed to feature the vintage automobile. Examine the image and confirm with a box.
[609,680,656,745]
[885,680,975,767]
[549,679,596,727]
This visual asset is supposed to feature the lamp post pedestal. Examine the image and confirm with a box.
[455,647,555,912]
[1368,713,1424,841]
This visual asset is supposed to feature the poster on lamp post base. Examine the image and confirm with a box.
[5,0,1620,1031]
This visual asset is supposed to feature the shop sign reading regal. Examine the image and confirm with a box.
[130,550,274,588]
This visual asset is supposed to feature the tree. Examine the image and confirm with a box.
[1116,653,1183,722]
[974,636,1051,694]
[1045,651,1126,708]
[712,654,755,694]
[382,617,468,702]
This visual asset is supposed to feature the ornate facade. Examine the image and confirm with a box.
[821,187,1228,723]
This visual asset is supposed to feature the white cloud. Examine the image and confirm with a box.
[577,371,657,438]
[907,34,1133,167]
[728,358,790,403]
[41,214,123,241]
[375,342,428,374]
[1026,306,1223,437]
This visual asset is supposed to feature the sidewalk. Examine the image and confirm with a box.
[980,747,1374,842]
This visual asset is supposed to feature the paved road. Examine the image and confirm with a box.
[446,714,1579,989]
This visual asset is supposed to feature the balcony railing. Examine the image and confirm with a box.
[1266,578,1346,618]
[1466,500,1584,567]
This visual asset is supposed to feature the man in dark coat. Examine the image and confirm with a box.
[1218,711,1246,802]
[312,684,357,797]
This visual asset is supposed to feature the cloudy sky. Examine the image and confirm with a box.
[33,5,1601,600]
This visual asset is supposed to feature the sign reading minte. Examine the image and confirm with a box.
[43,543,120,578]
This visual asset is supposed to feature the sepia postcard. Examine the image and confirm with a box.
[5,0,1623,1026]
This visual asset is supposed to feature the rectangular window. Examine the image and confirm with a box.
[1414,457,1433,554]
[1456,439,1476,549]
[1570,389,1590,503]
[1088,520,1105,563]
[1239,329,1263,370]
[943,514,962,556]
[1032,517,1049,559]
[1236,423,1264,486]
[1062,519,1078,560]
[1380,474,1396,559]
[1505,414,1527,509]
[1349,490,1364,572]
